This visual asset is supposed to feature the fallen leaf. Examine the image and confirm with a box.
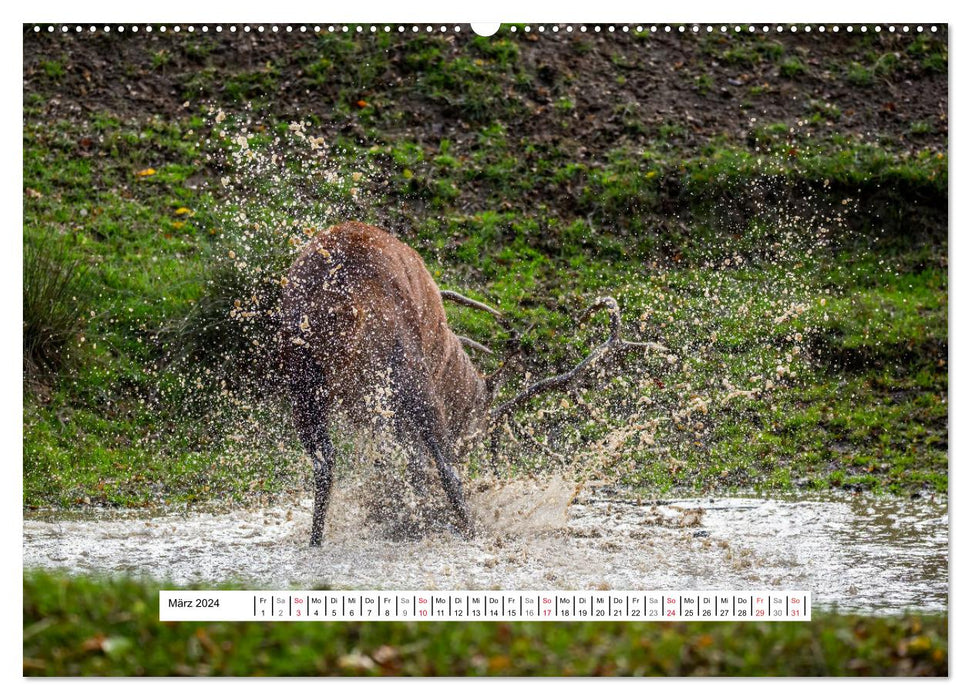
[81,634,106,652]
[488,655,511,671]
[371,645,399,666]
[906,636,932,655]
[136,168,156,178]
[339,651,376,671]
[102,636,133,659]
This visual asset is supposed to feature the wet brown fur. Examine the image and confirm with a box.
[280,222,485,544]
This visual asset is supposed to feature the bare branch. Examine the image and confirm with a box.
[456,335,494,355]
[441,289,525,393]
[489,296,668,423]
[440,290,504,321]
[440,289,520,337]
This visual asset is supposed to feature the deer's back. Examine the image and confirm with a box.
[280,222,481,425]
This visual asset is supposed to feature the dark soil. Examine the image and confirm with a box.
[23,25,948,158]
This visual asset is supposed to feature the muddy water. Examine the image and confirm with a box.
[23,479,947,615]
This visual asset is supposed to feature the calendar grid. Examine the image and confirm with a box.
[160,590,812,622]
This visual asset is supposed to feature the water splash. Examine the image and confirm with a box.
[23,485,947,615]
[149,108,851,505]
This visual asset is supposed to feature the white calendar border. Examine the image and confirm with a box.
[9,0,960,695]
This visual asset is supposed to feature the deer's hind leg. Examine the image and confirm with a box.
[425,439,475,538]
[307,429,335,547]
[397,411,476,539]
[288,377,335,547]
[400,395,475,538]
[389,350,475,539]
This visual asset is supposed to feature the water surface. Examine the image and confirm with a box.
[23,479,947,615]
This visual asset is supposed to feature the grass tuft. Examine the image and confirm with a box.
[23,238,91,387]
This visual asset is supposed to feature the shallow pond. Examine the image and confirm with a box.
[23,478,947,615]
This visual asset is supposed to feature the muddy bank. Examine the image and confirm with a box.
[23,27,948,152]
[23,480,947,615]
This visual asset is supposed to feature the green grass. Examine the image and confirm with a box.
[23,32,948,507]
[22,109,947,503]
[23,238,91,382]
[23,571,947,676]
[694,73,715,94]
[847,62,874,86]
[907,34,948,73]
[779,57,807,78]
[910,121,934,136]
[808,100,842,122]
[40,59,65,80]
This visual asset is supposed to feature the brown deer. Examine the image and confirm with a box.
[279,222,667,546]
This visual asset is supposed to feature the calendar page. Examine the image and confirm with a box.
[22,10,949,679]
